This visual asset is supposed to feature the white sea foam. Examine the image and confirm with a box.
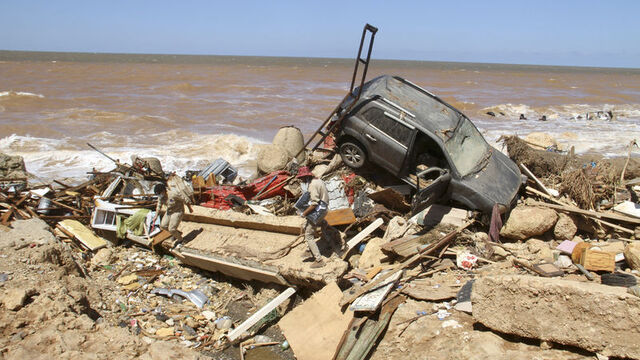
[0,91,44,98]
[0,132,266,183]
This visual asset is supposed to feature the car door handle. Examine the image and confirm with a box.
[365,133,377,142]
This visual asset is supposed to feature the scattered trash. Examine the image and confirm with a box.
[151,288,209,309]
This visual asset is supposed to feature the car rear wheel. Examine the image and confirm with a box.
[340,141,367,169]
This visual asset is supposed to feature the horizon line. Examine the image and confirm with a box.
[0,49,638,72]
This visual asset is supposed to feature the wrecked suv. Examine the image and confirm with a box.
[334,75,524,214]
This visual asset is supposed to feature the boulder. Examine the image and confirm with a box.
[272,126,305,163]
[624,242,640,271]
[553,213,578,241]
[500,206,558,240]
[91,248,114,267]
[472,275,640,359]
[359,237,387,269]
[0,153,27,179]
[256,144,289,174]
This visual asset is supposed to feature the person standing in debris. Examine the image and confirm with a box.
[297,166,335,268]
[152,182,193,244]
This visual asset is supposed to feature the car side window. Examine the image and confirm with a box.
[362,108,413,146]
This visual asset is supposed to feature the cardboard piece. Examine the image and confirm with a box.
[57,219,107,251]
[279,282,353,360]
[581,249,615,272]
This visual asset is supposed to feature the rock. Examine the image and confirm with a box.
[553,213,577,241]
[1,287,36,311]
[117,274,138,285]
[272,126,305,164]
[0,153,28,179]
[359,237,387,269]
[256,144,289,174]
[91,248,114,266]
[624,242,640,271]
[472,275,640,359]
[500,206,558,240]
[155,327,174,337]
[526,239,553,262]
[383,216,411,241]
[201,310,216,321]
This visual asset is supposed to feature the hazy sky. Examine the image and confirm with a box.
[1,0,638,68]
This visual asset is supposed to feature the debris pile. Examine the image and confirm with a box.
[1,128,639,359]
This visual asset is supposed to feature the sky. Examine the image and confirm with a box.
[1,0,639,68]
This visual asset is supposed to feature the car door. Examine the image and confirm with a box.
[360,106,414,176]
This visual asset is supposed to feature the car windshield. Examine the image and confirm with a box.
[444,117,491,177]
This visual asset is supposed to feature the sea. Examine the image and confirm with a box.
[1,51,639,182]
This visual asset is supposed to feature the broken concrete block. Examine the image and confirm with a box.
[624,242,640,271]
[553,213,578,240]
[1,287,35,311]
[359,237,387,269]
[500,206,558,240]
[472,275,640,359]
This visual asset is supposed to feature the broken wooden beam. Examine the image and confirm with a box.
[227,287,296,342]
[340,220,473,307]
[342,218,383,259]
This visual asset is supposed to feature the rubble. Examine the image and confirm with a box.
[472,275,640,359]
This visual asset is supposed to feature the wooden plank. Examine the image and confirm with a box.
[183,205,304,235]
[527,187,635,234]
[342,218,383,259]
[152,230,173,247]
[279,282,353,360]
[57,219,107,251]
[179,248,288,285]
[1,205,15,225]
[520,163,555,198]
[349,270,402,312]
[324,208,356,226]
[228,287,296,342]
[530,200,640,225]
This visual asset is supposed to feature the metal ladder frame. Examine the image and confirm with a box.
[294,24,378,159]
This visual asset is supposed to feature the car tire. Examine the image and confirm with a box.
[339,141,367,169]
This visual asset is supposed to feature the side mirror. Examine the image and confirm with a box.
[411,167,451,216]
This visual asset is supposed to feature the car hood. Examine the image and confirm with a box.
[451,148,522,213]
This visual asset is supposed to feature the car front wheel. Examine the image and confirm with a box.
[340,141,367,169]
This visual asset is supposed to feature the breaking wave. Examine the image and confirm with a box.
[0,132,265,183]
[0,91,45,99]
